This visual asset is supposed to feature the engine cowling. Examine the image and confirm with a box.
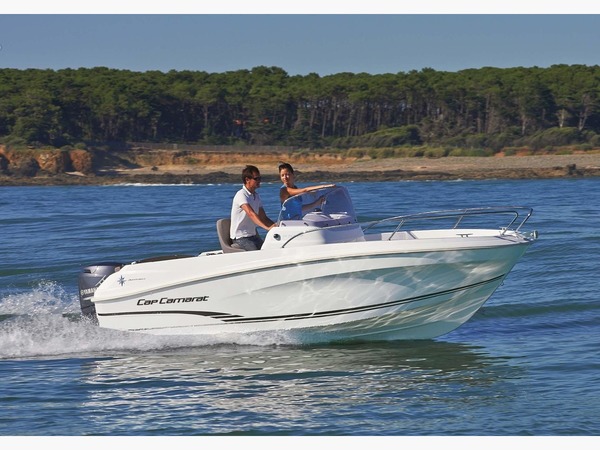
[78,263,122,322]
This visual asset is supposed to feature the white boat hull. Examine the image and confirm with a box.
[90,233,531,341]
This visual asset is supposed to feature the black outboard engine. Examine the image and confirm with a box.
[78,263,123,322]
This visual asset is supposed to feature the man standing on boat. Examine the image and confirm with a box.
[230,165,277,251]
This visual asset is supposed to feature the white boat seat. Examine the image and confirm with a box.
[216,218,245,253]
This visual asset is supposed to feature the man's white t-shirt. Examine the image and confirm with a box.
[230,186,264,239]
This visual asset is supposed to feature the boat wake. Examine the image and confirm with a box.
[0,283,306,360]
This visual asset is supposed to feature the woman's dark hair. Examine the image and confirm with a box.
[278,162,294,174]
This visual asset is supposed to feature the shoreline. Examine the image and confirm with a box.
[1,154,600,186]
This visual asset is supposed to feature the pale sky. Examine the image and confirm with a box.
[1,2,598,75]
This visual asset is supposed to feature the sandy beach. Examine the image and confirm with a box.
[101,153,600,182]
[182,154,600,176]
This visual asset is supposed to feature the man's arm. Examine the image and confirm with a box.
[258,207,276,229]
[241,204,276,231]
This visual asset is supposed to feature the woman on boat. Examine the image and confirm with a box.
[278,162,335,220]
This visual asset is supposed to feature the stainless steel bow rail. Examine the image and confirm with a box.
[277,206,535,248]
[362,206,535,240]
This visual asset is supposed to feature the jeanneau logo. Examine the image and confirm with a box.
[118,276,126,286]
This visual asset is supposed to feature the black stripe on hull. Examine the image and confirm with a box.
[97,310,243,319]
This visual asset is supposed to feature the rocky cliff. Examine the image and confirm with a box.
[0,146,94,176]
[0,145,349,177]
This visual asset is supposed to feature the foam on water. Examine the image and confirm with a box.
[0,283,303,359]
[0,280,80,316]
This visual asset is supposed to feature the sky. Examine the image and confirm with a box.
[1,3,599,76]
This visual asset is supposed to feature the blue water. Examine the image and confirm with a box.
[1,178,599,436]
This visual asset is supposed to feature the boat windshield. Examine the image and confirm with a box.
[278,186,356,222]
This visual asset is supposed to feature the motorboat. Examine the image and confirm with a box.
[78,186,537,342]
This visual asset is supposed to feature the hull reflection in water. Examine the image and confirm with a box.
[79,342,520,434]
[79,187,536,342]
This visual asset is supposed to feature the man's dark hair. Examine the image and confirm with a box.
[242,165,260,183]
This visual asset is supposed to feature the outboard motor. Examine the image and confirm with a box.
[78,263,123,322]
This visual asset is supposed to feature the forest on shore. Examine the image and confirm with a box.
[1,64,600,154]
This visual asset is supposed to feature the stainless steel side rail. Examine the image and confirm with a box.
[361,206,533,240]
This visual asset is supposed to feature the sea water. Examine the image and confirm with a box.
[1,178,599,437]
